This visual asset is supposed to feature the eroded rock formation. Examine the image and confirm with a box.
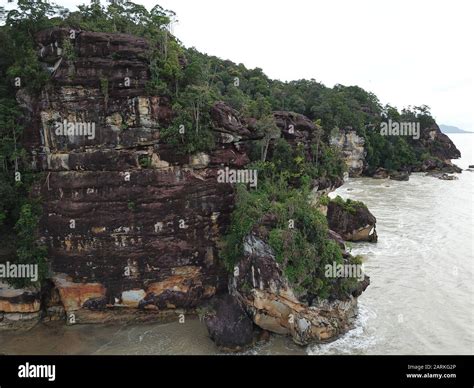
[327,201,378,242]
[330,127,366,177]
[2,28,367,348]
[0,282,41,329]
[17,28,257,323]
[230,235,369,345]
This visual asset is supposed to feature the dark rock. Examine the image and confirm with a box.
[273,111,317,138]
[83,297,107,311]
[204,294,254,350]
[14,27,350,324]
[210,102,255,140]
[416,124,461,162]
[390,171,410,181]
[312,175,344,192]
[327,201,377,242]
[350,274,370,298]
[440,164,462,174]
[328,229,346,250]
[372,167,389,179]
[438,173,458,181]
[417,158,461,174]
[230,235,368,345]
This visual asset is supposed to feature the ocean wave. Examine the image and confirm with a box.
[306,302,378,355]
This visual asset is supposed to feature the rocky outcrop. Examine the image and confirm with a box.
[230,235,369,345]
[204,294,255,351]
[416,124,461,163]
[390,170,410,181]
[10,28,348,329]
[0,282,41,329]
[331,123,461,178]
[4,26,369,344]
[13,28,257,323]
[327,200,377,242]
[416,157,462,174]
[426,172,459,181]
[330,127,366,177]
[372,167,389,179]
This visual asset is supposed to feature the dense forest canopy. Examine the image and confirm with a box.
[0,0,439,289]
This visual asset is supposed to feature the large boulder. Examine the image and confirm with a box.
[372,167,389,179]
[390,170,410,181]
[204,294,255,351]
[327,199,377,242]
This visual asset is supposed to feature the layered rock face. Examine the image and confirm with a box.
[330,128,366,177]
[5,27,368,347]
[18,28,258,322]
[0,282,41,329]
[230,235,369,345]
[330,124,461,177]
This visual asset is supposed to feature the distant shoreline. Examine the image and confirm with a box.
[440,125,473,134]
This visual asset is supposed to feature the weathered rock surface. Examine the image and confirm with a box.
[13,28,346,328]
[272,111,344,190]
[230,235,369,345]
[6,26,373,341]
[389,170,410,181]
[16,28,250,322]
[0,282,41,329]
[327,201,377,242]
[416,124,461,162]
[426,172,459,181]
[204,294,255,351]
[372,167,389,179]
[330,128,366,177]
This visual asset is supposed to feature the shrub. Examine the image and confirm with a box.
[331,195,367,214]
[222,180,347,299]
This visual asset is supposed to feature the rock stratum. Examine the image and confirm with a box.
[19,29,252,323]
[2,28,360,346]
[0,28,459,349]
[1,26,459,349]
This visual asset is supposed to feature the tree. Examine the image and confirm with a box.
[257,115,280,162]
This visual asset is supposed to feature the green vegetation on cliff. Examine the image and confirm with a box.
[0,0,442,291]
[222,180,348,299]
[331,195,367,215]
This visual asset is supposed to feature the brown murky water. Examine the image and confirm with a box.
[0,319,305,355]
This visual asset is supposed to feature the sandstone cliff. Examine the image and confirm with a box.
[1,27,369,349]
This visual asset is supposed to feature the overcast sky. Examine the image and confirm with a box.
[3,0,473,130]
